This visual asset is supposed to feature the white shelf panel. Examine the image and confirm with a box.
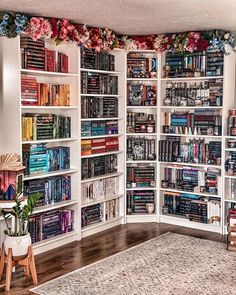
[126,78,157,81]
[21,106,78,110]
[126,133,157,136]
[224,175,236,179]
[126,187,157,191]
[160,161,221,169]
[126,214,157,223]
[126,160,157,164]
[161,76,223,81]
[224,136,236,140]
[160,106,222,110]
[81,194,123,208]
[81,68,121,75]
[81,216,123,232]
[33,200,79,215]
[81,150,123,159]
[128,50,156,53]
[225,199,236,203]
[80,94,120,97]
[21,137,77,144]
[81,117,122,121]
[159,214,221,233]
[225,148,236,151]
[21,69,78,77]
[33,231,78,249]
[159,188,221,198]
[159,133,222,139]
[24,168,78,181]
[81,134,123,139]
[126,106,157,109]
[81,172,123,183]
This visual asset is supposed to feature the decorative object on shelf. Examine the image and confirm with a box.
[0,154,25,201]
[0,11,235,53]
[227,204,236,251]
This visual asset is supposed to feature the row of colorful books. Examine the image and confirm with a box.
[22,114,71,141]
[81,120,119,137]
[81,154,117,180]
[127,53,157,78]
[81,48,115,71]
[24,175,71,207]
[21,76,70,106]
[81,96,118,119]
[22,144,70,175]
[28,209,74,243]
[163,192,221,225]
[81,137,119,156]
[127,83,157,106]
[81,176,119,204]
[81,72,118,95]
[127,190,155,215]
[127,137,156,161]
[21,37,68,73]
[126,164,155,188]
[158,138,221,165]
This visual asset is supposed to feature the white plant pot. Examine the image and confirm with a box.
[4,234,32,259]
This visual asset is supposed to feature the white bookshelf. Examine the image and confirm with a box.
[125,50,159,223]
[79,49,126,238]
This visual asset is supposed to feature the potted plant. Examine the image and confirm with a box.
[0,182,40,259]
[0,154,40,259]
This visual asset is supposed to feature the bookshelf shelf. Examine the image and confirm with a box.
[126,106,157,109]
[33,231,78,250]
[126,187,157,191]
[81,133,123,139]
[21,106,78,110]
[126,160,157,164]
[126,78,158,81]
[81,117,122,121]
[23,168,78,181]
[127,133,158,136]
[81,216,123,232]
[159,133,222,139]
[33,200,79,215]
[81,94,120,97]
[159,214,221,233]
[81,150,123,158]
[224,175,236,179]
[81,172,123,183]
[81,68,121,75]
[161,76,224,81]
[81,194,123,208]
[21,69,78,77]
[225,199,236,203]
[159,188,221,198]
[160,106,223,110]
[159,161,221,169]
[21,137,78,144]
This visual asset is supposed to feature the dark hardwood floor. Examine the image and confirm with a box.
[0,223,226,295]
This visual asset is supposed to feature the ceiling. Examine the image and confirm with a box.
[1,0,236,35]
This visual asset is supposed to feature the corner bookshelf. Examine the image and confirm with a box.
[79,48,126,237]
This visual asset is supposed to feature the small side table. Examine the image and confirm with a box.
[0,243,38,291]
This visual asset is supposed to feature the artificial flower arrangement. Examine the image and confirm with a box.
[0,11,235,54]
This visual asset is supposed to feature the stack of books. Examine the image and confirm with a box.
[81,97,118,118]
[127,190,155,214]
[127,52,157,78]
[81,154,117,179]
[127,83,157,106]
[81,137,119,156]
[22,114,71,141]
[127,112,155,133]
[81,204,102,227]
[127,137,156,161]
[81,48,115,71]
[22,144,70,175]
[127,164,155,188]
[105,199,119,220]
[81,120,118,137]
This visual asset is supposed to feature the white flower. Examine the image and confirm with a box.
[224,33,230,40]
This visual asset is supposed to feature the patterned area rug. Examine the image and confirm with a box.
[31,233,236,295]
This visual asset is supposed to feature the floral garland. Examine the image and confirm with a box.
[0,11,235,54]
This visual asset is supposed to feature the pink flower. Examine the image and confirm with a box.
[26,17,52,41]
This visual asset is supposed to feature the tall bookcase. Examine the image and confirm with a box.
[0,36,236,255]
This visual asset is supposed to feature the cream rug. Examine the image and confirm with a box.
[30,232,236,295]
